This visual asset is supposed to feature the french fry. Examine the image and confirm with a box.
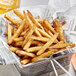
[4,14,17,25]
[21,59,30,65]
[23,10,33,27]
[44,27,58,43]
[24,24,29,31]
[23,10,42,37]
[14,37,24,42]
[21,30,28,36]
[16,50,36,57]
[16,20,22,24]
[7,23,13,43]
[49,42,72,49]
[23,11,41,41]
[8,19,26,44]
[37,28,51,38]
[61,21,66,26]
[31,36,49,42]
[23,38,34,50]
[32,41,44,46]
[15,41,23,47]
[52,20,57,28]
[4,33,8,36]
[26,46,42,52]
[27,10,44,30]
[36,19,44,23]
[13,28,17,35]
[48,41,64,49]
[27,10,33,17]
[44,27,53,37]
[10,47,20,52]
[70,44,76,48]
[34,28,42,37]
[59,48,66,51]
[32,49,58,62]
[22,28,34,47]
[37,33,58,55]
[13,9,43,22]
[43,20,56,33]
[21,28,29,36]
[55,19,64,41]
[36,16,40,19]
[38,28,58,43]
[22,55,29,59]
[13,9,24,20]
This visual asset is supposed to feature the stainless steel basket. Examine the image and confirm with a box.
[14,49,73,76]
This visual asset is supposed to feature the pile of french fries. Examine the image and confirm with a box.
[4,9,75,65]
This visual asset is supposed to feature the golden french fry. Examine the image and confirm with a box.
[61,21,66,26]
[59,48,66,51]
[24,10,41,39]
[26,46,42,53]
[24,10,42,37]
[4,14,17,25]
[49,41,64,49]
[22,28,34,47]
[21,28,29,36]
[10,47,20,52]
[37,33,58,55]
[13,28,17,35]
[44,27,58,43]
[16,50,36,57]
[22,55,29,59]
[16,20,22,24]
[31,36,49,42]
[49,42,72,49]
[15,20,23,28]
[24,24,29,30]
[52,20,57,28]
[21,30,27,36]
[70,44,76,48]
[37,28,51,38]
[55,19,64,41]
[23,10,33,27]
[27,10,33,17]
[23,38,34,50]
[15,41,23,47]
[32,49,58,62]
[7,23,13,43]
[38,28,58,43]
[34,28,42,37]
[13,9,24,20]
[27,10,44,30]
[43,20,56,33]
[36,16,40,19]
[13,9,43,22]
[21,59,30,65]
[36,19,44,23]
[32,41,44,46]
[4,33,8,36]
[44,27,53,36]
[8,19,26,44]
[14,37,24,42]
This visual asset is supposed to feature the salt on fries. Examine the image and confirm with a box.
[4,9,74,65]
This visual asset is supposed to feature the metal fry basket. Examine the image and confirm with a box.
[14,49,74,76]
[0,5,76,76]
